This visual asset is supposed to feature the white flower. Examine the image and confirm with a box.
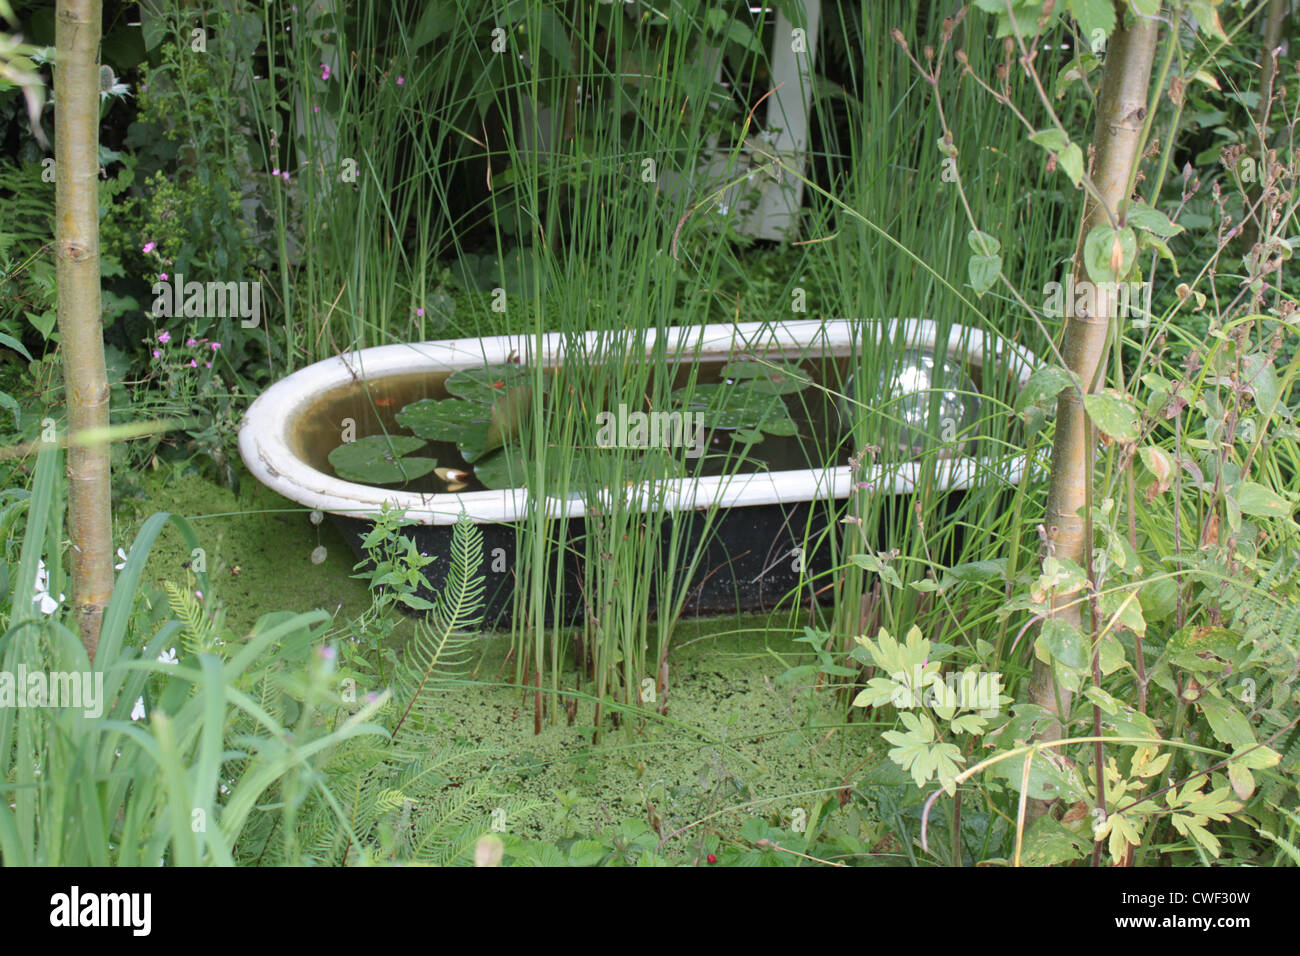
[131,697,146,721]
[158,647,178,665]
[115,547,129,570]
[34,559,64,615]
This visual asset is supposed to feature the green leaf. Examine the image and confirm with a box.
[396,398,491,443]
[1057,144,1085,187]
[472,448,524,490]
[1082,224,1137,284]
[1016,365,1076,411]
[1068,0,1116,43]
[967,229,1001,257]
[1126,201,1184,239]
[444,363,532,403]
[0,331,33,361]
[968,254,1002,297]
[1029,130,1083,186]
[674,383,796,443]
[1083,392,1140,441]
[328,435,437,484]
[1036,618,1089,671]
[1198,696,1255,751]
[1232,480,1293,519]
[721,360,811,395]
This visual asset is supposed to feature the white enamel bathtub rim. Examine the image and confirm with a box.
[238,318,1040,526]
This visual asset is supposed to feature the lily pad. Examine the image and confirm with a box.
[396,398,490,442]
[444,363,533,403]
[328,435,437,484]
[674,383,797,442]
[721,359,812,396]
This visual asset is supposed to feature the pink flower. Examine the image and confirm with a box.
[205,362,212,368]
[210,342,221,351]
[312,105,319,113]
[416,307,425,316]
[186,337,198,347]
[157,331,171,344]
[142,241,156,254]
[152,349,161,358]
[272,168,281,177]
[282,171,290,181]
[159,273,168,281]
[396,76,404,86]
[321,64,331,81]
[189,359,198,368]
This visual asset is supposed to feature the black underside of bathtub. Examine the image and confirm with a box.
[331,499,845,628]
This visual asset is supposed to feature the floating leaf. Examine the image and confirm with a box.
[444,363,532,403]
[721,360,811,395]
[396,398,491,442]
[674,383,797,443]
[328,435,437,484]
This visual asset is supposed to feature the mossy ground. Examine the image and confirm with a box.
[115,466,883,853]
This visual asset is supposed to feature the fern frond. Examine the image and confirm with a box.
[392,517,486,736]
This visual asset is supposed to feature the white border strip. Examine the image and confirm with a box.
[238,318,1039,525]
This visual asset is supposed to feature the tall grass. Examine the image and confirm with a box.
[229,0,1077,727]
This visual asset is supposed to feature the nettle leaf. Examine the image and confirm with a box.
[328,435,437,484]
[1068,0,1116,43]
[1082,224,1137,284]
[1016,365,1076,411]
[444,363,532,403]
[1083,391,1140,441]
[974,0,1061,38]
[721,359,811,395]
[1126,200,1184,239]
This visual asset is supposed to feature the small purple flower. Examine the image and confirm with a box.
[282,171,290,182]
[157,330,171,344]
[159,273,168,282]
[152,349,161,359]
[416,307,425,316]
[142,241,156,254]
[321,63,331,81]
[189,359,198,368]
[205,362,212,369]
[210,342,221,351]
[272,168,281,177]
[396,76,404,86]
[312,105,320,113]
[186,337,198,347]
